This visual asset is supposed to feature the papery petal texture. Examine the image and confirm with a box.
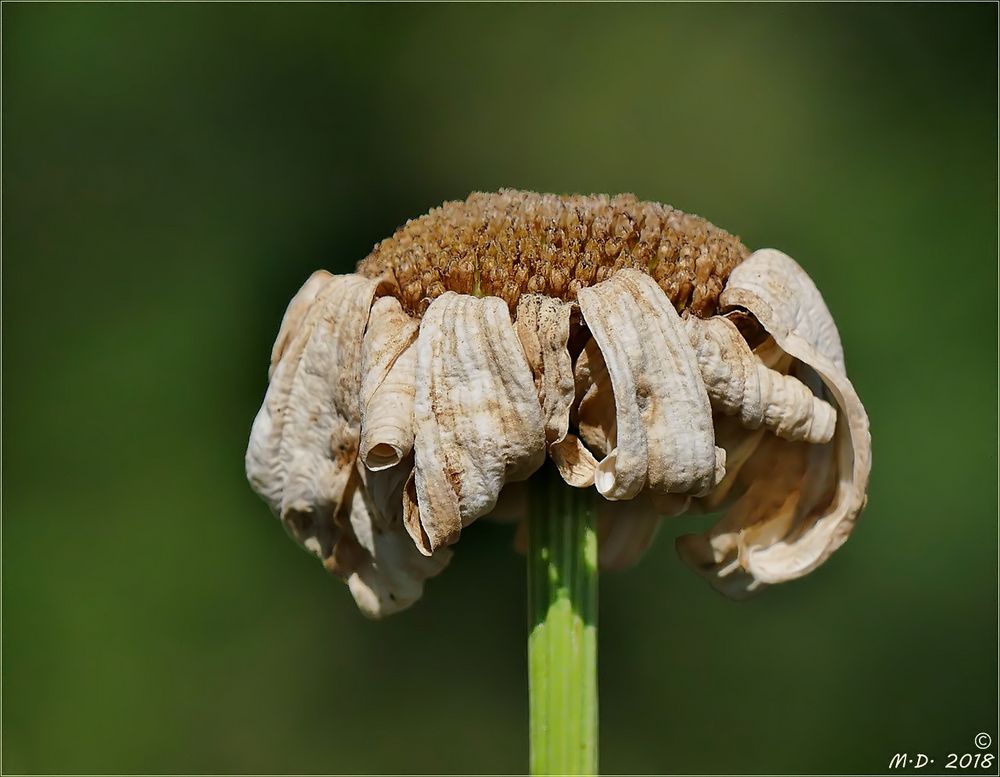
[247,272,450,616]
[359,296,419,471]
[247,275,331,515]
[514,294,576,445]
[275,275,381,552]
[677,434,816,597]
[247,274,381,560]
[685,316,837,444]
[514,294,598,488]
[406,292,546,555]
[695,415,765,513]
[574,339,617,461]
[678,249,871,593]
[245,193,873,617]
[577,269,723,500]
[345,463,452,618]
[269,270,333,378]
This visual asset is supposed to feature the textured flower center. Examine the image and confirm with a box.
[356,189,749,317]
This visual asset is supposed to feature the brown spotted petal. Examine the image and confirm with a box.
[406,292,546,555]
[678,249,871,592]
[359,296,419,471]
[514,294,598,488]
[577,269,723,501]
[246,273,381,558]
[685,316,837,444]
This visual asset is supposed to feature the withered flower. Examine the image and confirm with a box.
[246,189,871,617]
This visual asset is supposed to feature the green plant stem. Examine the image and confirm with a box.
[527,471,598,776]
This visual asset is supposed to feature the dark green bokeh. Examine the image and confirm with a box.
[3,4,997,774]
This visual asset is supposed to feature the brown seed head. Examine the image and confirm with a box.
[356,189,749,317]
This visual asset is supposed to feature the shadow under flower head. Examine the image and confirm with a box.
[246,189,871,617]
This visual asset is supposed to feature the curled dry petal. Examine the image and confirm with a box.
[685,316,837,444]
[696,415,765,513]
[514,294,576,445]
[577,269,723,500]
[514,294,598,487]
[678,249,871,592]
[359,296,419,471]
[269,270,333,378]
[754,334,793,372]
[245,274,380,558]
[406,292,546,555]
[548,436,599,488]
[345,463,452,618]
[247,275,343,513]
[677,434,818,598]
[364,453,413,529]
[575,339,616,459]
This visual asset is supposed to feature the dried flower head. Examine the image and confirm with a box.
[246,189,871,617]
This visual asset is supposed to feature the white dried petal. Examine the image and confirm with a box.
[246,275,340,513]
[678,249,871,591]
[359,296,419,471]
[685,316,837,444]
[726,249,847,371]
[269,270,333,378]
[345,465,452,618]
[246,274,380,557]
[577,269,722,500]
[676,434,814,598]
[406,292,546,555]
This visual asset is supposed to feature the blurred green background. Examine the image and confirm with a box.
[3,4,997,775]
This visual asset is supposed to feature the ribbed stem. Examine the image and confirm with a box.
[527,471,598,776]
